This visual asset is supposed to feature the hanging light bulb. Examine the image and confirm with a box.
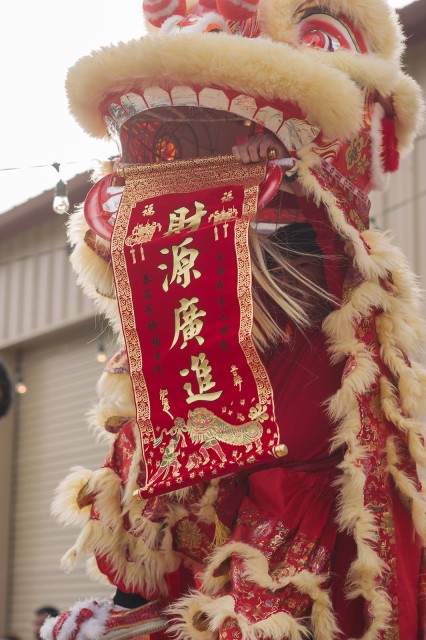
[15,361,27,395]
[52,163,70,214]
[53,179,70,214]
[15,377,27,395]
[97,343,107,363]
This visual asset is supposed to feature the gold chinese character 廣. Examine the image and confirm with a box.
[171,297,206,350]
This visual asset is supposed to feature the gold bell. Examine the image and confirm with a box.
[273,444,289,458]
[267,148,278,160]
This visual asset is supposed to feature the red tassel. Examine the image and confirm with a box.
[381,117,400,173]
[143,0,187,27]
[216,0,259,21]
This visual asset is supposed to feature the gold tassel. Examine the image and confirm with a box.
[210,515,230,549]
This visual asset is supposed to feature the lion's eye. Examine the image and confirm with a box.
[299,13,364,53]
[301,29,340,52]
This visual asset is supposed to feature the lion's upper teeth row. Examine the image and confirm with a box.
[104,85,320,152]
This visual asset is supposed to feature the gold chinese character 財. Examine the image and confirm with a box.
[166,201,207,235]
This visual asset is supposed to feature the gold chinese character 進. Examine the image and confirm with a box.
[180,353,223,404]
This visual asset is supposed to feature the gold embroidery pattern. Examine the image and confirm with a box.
[185,407,263,446]
[111,182,152,445]
[235,185,274,408]
[355,315,399,637]
[123,155,265,197]
[175,519,202,552]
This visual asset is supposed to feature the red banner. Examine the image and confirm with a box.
[111,156,284,498]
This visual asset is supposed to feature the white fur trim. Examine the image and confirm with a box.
[40,599,112,640]
[51,467,94,526]
[39,617,57,640]
[370,102,389,191]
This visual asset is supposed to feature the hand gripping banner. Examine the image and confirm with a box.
[111,155,286,498]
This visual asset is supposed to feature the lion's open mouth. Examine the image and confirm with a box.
[120,105,254,164]
[101,85,320,165]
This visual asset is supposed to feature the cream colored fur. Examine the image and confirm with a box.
[66,34,365,140]
[67,208,123,338]
[192,478,221,524]
[94,371,136,427]
[58,488,181,596]
[51,466,94,526]
[169,594,313,640]
[392,72,426,154]
[306,51,424,155]
[51,419,182,595]
[385,433,426,542]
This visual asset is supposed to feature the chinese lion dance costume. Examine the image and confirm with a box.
[41,0,426,639]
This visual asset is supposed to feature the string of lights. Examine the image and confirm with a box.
[0,158,112,215]
[0,160,87,172]
[1,134,425,217]
[0,133,424,174]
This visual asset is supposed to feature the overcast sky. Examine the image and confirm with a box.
[0,0,416,213]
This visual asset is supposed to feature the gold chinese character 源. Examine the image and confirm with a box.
[158,236,201,292]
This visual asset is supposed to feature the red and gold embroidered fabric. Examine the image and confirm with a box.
[111,156,283,497]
